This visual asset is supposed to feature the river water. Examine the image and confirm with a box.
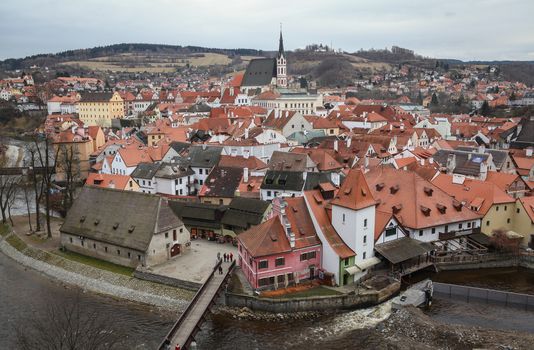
[2,248,534,350]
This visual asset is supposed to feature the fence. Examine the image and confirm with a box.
[433,282,534,311]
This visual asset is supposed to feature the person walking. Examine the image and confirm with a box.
[217,252,221,262]
[218,265,223,275]
[230,252,233,262]
[224,253,227,262]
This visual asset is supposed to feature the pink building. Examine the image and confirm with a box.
[237,197,322,290]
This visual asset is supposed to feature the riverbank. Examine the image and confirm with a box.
[0,228,193,311]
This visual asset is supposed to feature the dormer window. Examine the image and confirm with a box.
[390,185,399,194]
[128,225,136,233]
[420,206,431,216]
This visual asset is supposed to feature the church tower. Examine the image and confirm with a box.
[276,28,287,88]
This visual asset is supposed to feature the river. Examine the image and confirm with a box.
[2,248,534,350]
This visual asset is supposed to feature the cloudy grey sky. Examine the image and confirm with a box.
[1,0,534,61]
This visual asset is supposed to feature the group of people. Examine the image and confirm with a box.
[215,251,234,275]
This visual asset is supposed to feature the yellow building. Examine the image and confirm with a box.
[513,197,534,248]
[78,92,124,127]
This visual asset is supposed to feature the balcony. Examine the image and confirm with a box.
[438,226,481,241]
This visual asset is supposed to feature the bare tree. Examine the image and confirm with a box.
[15,294,124,350]
[56,143,82,213]
[0,174,20,225]
[25,141,45,231]
[33,135,58,238]
[21,180,33,232]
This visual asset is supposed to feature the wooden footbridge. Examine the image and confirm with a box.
[158,260,236,350]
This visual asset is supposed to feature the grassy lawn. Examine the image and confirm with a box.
[55,250,134,276]
[265,286,343,299]
[5,234,28,252]
[0,224,9,237]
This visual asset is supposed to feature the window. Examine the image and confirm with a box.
[363,252,367,259]
[275,257,285,267]
[363,235,367,244]
[419,230,423,236]
[431,228,436,234]
[459,223,463,229]
[301,251,316,261]
[138,255,141,261]
[199,169,203,175]
[386,227,396,237]
[199,180,203,185]
[467,222,471,228]
[267,190,272,197]
[364,218,367,227]
[259,260,268,269]
[93,243,96,249]
[486,220,490,226]
[105,246,108,253]
[342,213,346,223]
[504,205,507,211]
[344,258,350,266]
[128,252,131,258]
[117,249,121,255]
[517,208,520,213]
[69,237,73,243]
[496,206,499,211]
[165,232,169,238]
[507,218,511,224]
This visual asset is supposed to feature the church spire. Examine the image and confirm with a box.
[278,24,284,58]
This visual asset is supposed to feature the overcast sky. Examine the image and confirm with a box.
[1,0,534,61]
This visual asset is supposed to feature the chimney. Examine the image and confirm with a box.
[243,167,249,183]
[334,139,339,152]
[243,150,250,159]
[526,147,533,157]
[346,137,352,148]
[478,145,485,154]
[429,157,434,164]
[364,155,369,170]
[245,128,249,139]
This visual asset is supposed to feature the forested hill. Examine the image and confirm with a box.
[0,43,265,71]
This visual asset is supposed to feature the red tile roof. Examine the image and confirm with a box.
[332,169,377,210]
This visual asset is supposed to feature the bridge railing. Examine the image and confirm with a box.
[158,259,235,350]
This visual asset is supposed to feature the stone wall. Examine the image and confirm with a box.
[134,269,202,291]
[224,281,400,313]
[437,255,534,271]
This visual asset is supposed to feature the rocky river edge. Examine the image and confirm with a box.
[0,232,193,311]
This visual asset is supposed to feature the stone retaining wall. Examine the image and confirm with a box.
[437,255,534,271]
[0,233,192,310]
[225,281,400,313]
[134,269,202,291]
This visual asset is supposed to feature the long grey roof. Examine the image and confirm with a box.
[456,146,508,169]
[187,146,223,168]
[260,170,305,192]
[60,187,182,252]
[375,237,434,264]
[131,162,161,179]
[80,92,114,102]
[155,163,194,179]
[241,58,276,87]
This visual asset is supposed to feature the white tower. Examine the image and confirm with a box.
[276,26,287,88]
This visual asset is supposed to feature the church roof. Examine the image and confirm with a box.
[241,58,276,87]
